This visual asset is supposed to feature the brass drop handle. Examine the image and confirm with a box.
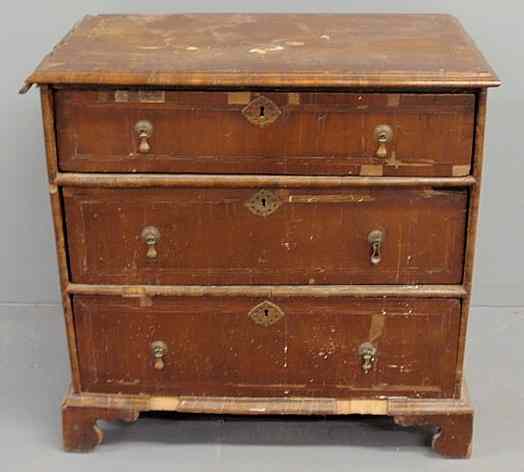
[141,226,160,259]
[135,120,153,154]
[359,342,377,374]
[368,230,384,265]
[374,124,393,158]
[151,341,168,371]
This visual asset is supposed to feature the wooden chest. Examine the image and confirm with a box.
[22,14,500,458]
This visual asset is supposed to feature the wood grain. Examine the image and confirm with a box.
[72,295,461,398]
[62,402,138,452]
[25,13,499,458]
[454,89,488,395]
[55,90,475,176]
[62,187,468,285]
[24,14,500,89]
[61,381,474,456]
[40,86,81,392]
[54,173,476,188]
[65,381,472,415]
[394,413,473,458]
[39,87,58,182]
[65,283,467,298]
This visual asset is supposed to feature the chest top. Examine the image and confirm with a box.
[23,13,499,90]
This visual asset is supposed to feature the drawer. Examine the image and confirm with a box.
[55,90,475,176]
[64,187,467,285]
[73,296,461,398]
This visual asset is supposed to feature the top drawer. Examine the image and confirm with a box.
[55,90,475,176]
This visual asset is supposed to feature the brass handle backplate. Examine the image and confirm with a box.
[151,340,168,370]
[374,124,393,158]
[135,120,153,153]
[359,342,377,374]
[141,226,160,259]
[368,229,384,265]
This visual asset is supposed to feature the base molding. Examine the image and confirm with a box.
[62,383,473,458]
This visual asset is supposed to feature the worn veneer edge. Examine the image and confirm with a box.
[40,87,58,182]
[454,89,488,395]
[62,380,471,416]
[19,15,89,96]
[33,76,501,91]
[24,72,502,91]
[40,83,482,403]
[61,380,473,456]
[49,191,81,392]
[40,86,81,392]
[54,173,476,188]
[66,283,467,298]
[21,15,500,91]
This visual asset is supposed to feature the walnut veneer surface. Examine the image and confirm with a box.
[23,14,500,458]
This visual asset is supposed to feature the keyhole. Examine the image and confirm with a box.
[264,309,269,317]
[261,198,267,207]
[259,106,265,118]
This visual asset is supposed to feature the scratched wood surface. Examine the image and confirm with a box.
[23,14,500,89]
[63,382,472,415]
[26,13,501,456]
[73,295,460,398]
[55,90,475,176]
[54,173,477,188]
[65,284,467,299]
[63,187,467,285]
[61,383,473,456]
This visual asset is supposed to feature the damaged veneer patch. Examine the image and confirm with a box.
[107,90,166,103]
[288,194,375,204]
[249,45,285,54]
[248,39,308,55]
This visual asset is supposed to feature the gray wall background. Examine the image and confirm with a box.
[2,1,521,307]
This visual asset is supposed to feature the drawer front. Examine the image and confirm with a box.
[56,90,475,176]
[64,187,467,285]
[73,296,461,398]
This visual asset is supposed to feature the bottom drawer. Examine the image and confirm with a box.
[73,296,461,398]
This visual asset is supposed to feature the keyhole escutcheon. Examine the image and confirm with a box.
[245,189,282,216]
[248,301,285,327]
[241,95,281,127]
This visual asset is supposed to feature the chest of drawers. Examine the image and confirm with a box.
[22,13,500,458]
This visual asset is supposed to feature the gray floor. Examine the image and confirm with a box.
[1,304,523,471]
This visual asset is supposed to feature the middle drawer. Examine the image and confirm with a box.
[63,187,467,285]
